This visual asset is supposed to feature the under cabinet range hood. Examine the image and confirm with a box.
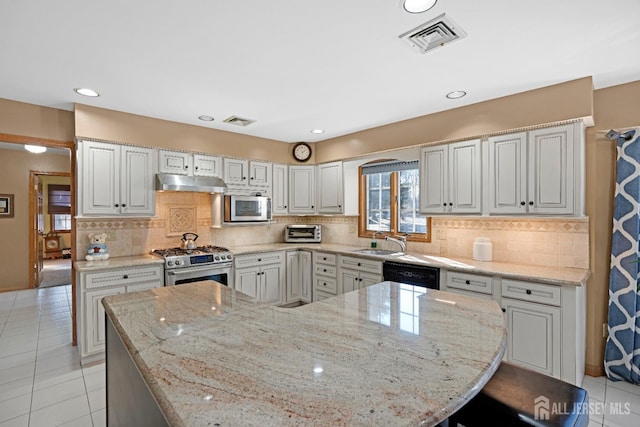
[155,173,228,193]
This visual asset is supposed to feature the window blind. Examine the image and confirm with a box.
[48,184,71,214]
[361,159,419,175]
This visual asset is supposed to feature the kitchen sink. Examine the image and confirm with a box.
[353,249,403,256]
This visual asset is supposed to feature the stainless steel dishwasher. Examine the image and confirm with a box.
[382,261,440,289]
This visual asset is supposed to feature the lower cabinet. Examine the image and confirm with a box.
[77,264,164,364]
[234,252,285,305]
[338,255,383,294]
[442,268,584,385]
[286,250,312,305]
[313,252,338,301]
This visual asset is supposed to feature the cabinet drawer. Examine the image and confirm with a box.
[314,276,337,294]
[235,252,284,268]
[83,265,163,290]
[314,264,337,277]
[446,272,493,295]
[339,256,383,274]
[501,279,561,306]
[313,252,337,266]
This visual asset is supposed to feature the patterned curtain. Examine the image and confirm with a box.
[605,128,640,384]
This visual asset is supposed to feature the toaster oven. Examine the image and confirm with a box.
[285,224,321,243]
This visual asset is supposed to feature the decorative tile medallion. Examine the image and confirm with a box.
[167,205,197,236]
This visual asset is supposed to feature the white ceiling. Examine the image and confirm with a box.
[1,0,639,143]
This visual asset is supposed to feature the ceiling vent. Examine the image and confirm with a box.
[223,115,255,127]
[399,13,467,53]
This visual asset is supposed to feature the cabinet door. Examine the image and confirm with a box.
[317,161,343,214]
[299,251,312,303]
[449,139,482,213]
[120,145,156,215]
[234,266,260,299]
[158,150,191,175]
[286,251,301,303]
[261,264,284,306]
[250,161,272,187]
[81,141,119,215]
[488,132,528,214]
[419,145,448,214]
[528,124,574,214]
[360,272,383,289]
[85,287,126,355]
[224,158,249,186]
[502,298,561,378]
[272,164,289,214]
[193,154,221,177]
[340,269,360,294]
[289,166,315,214]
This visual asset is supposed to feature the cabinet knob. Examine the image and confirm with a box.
[502,308,506,313]
[338,205,342,208]
[243,176,247,180]
[323,257,327,260]
[359,278,363,282]
[449,202,453,206]
[195,166,199,170]
[357,262,361,266]
[323,282,327,286]
[257,258,261,262]
[122,204,126,208]
[520,201,526,206]
[529,201,534,206]
[251,176,254,180]
[114,204,119,207]
[465,280,470,285]
[123,275,129,279]
[443,203,446,207]
[311,205,314,209]
[284,205,287,208]
[185,165,189,169]
[526,289,532,295]
[323,269,327,272]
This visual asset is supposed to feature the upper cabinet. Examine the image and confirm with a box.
[316,161,344,214]
[419,139,482,214]
[224,158,272,196]
[79,140,156,217]
[158,150,221,177]
[272,164,289,215]
[289,166,315,214]
[488,123,581,215]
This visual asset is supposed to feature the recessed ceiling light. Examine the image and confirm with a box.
[446,90,467,99]
[24,145,47,154]
[73,88,100,97]
[403,0,437,14]
[311,129,324,134]
[198,115,214,122]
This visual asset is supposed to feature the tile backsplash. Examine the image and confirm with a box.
[76,193,589,269]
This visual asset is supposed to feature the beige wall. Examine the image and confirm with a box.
[315,77,594,162]
[0,98,74,142]
[0,146,71,291]
[74,104,301,163]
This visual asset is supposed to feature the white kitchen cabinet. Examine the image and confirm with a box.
[488,123,579,215]
[77,263,164,364]
[79,140,156,216]
[502,297,561,378]
[286,250,312,304]
[419,139,482,214]
[224,158,272,193]
[234,252,285,305]
[443,271,494,299]
[289,166,315,214]
[313,252,337,301]
[272,164,289,215]
[316,161,343,214]
[158,150,222,177]
[338,255,383,294]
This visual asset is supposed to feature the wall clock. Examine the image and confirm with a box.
[292,142,312,162]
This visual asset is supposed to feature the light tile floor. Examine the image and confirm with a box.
[2,284,640,426]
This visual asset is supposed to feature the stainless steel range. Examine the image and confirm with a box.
[151,245,233,287]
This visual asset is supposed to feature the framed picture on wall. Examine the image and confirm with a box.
[0,194,14,218]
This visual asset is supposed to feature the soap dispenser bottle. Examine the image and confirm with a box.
[371,232,378,248]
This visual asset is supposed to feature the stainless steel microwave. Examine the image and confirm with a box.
[285,224,322,243]
[224,195,271,222]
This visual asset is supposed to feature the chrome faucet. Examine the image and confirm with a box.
[385,235,407,253]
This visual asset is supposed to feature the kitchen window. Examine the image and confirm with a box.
[358,160,431,242]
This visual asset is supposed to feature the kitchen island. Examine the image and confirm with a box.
[102,280,506,426]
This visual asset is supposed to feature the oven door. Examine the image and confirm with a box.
[165,264,233,287]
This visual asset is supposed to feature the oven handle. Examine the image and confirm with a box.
[166,263,232,276]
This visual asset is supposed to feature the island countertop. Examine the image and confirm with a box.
[102,281,506,426]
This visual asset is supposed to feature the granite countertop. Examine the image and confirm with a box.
[230,243,590,287]
[103,280,506,427]
[74,254,164,272]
